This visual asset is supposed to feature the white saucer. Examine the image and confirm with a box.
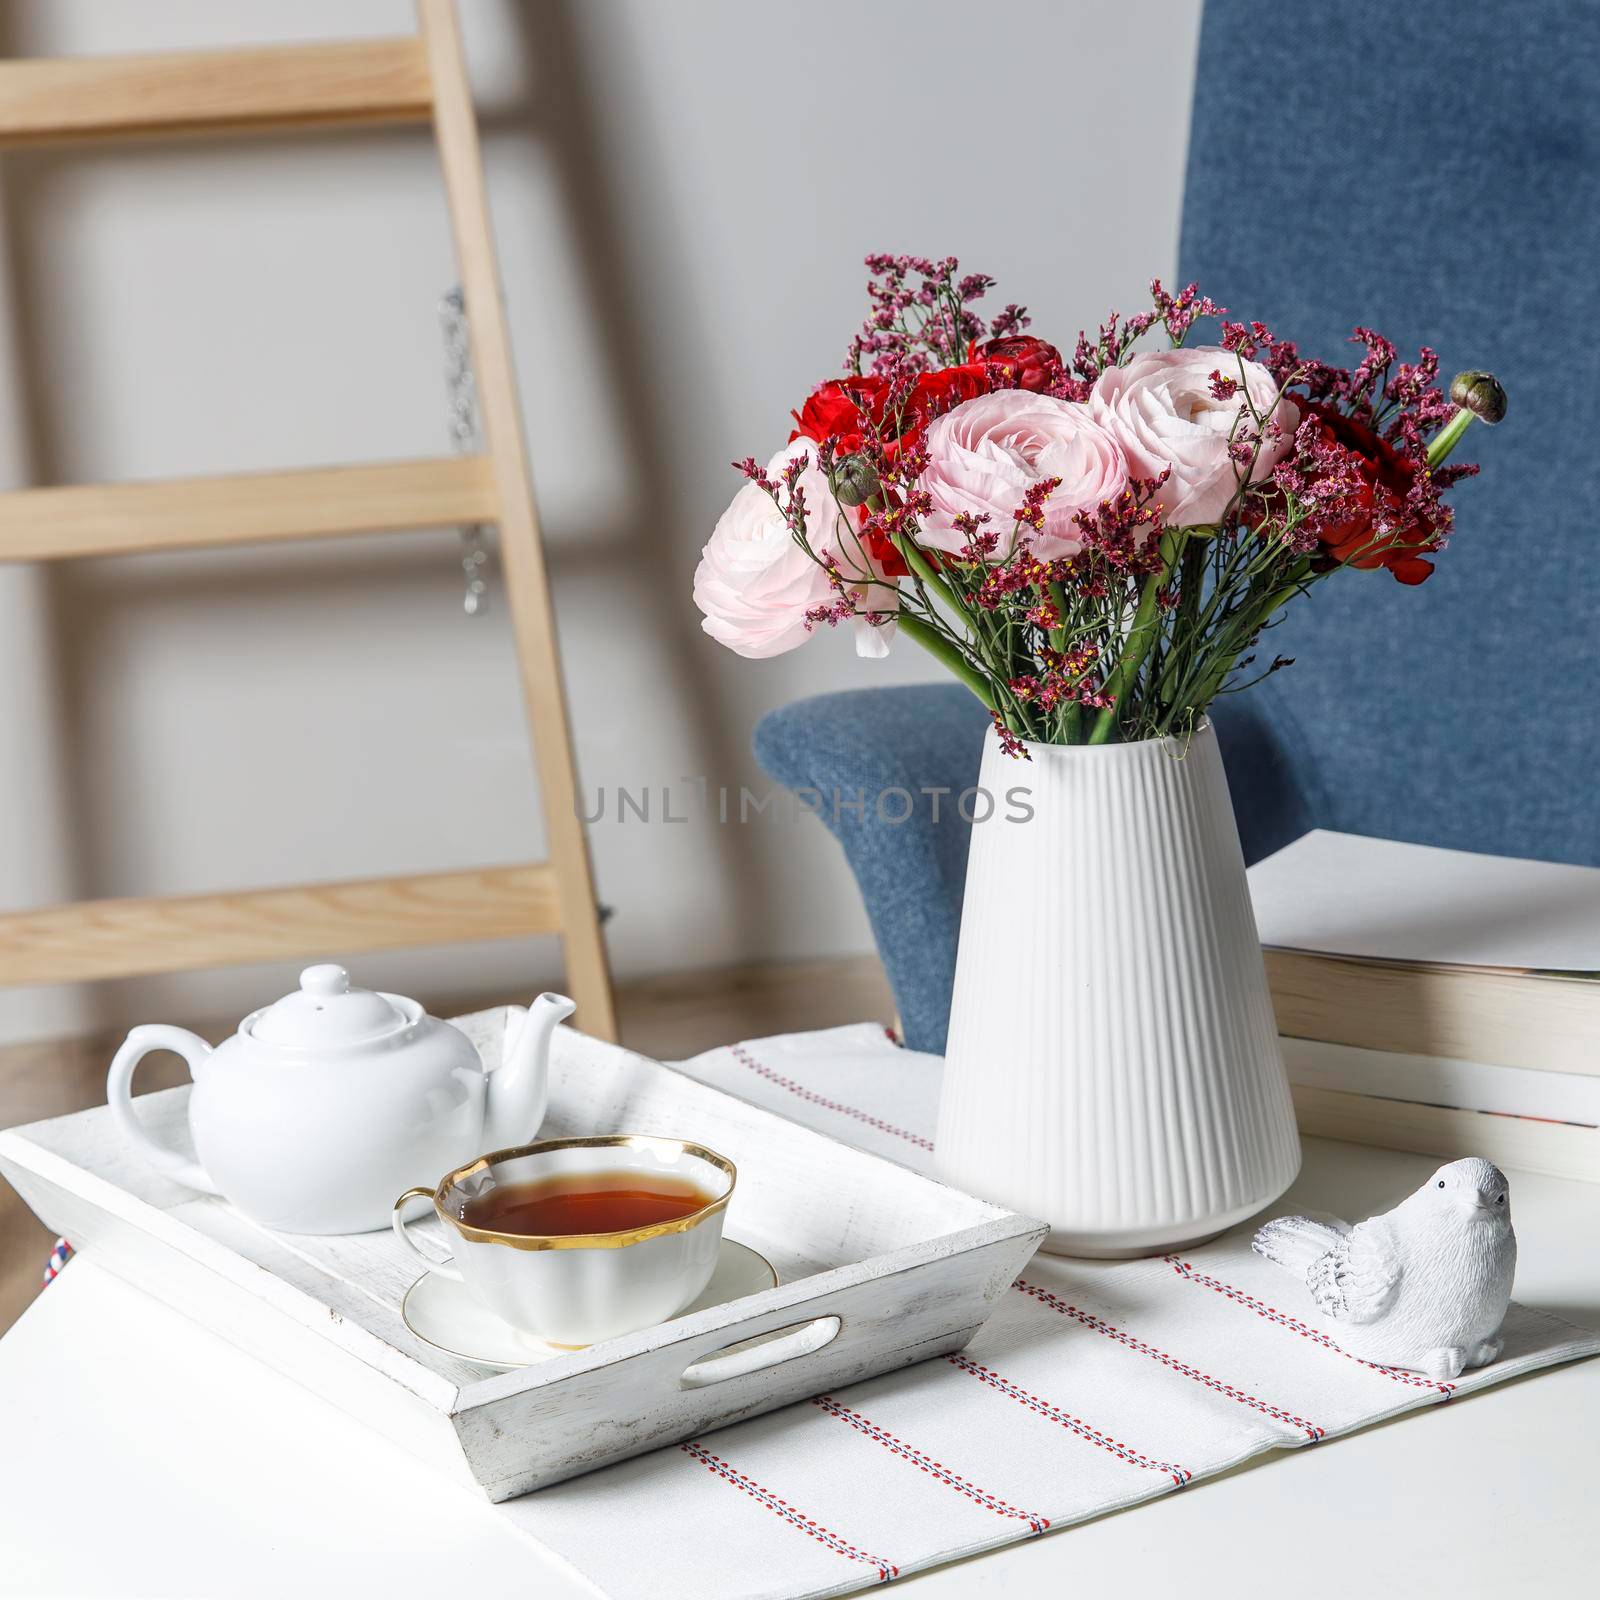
[401,1238,779,1370]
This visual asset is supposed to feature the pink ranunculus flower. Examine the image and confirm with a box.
[1089,345,1299,528]
[694,442,896,659]
[914,390,1130,562]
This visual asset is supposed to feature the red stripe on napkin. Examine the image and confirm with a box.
[1012,1279,1326,1440]
[946,1354,1193,1487]
[728,1045,934,1151]
[679,1441,899,1582]
[811,1395,1050,1532]
[1164,1256,1456,1397]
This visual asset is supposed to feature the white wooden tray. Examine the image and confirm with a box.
[0,1010,1045,1502]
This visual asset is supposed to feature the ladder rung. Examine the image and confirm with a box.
[0,457,498,561]
[0,864,561,987]
[0,38,433,148]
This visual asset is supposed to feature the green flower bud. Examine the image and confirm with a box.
[834,454,881,508]
[1449,370,1507,425]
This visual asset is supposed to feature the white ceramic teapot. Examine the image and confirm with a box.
[106,964,576,1235]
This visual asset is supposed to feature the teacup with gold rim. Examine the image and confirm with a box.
[392,1134,735,1347]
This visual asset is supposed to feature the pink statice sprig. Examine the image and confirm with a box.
[849,254,992,377]
[1052,280,1227,402]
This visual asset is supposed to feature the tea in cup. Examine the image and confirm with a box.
[392,1134,735,1347]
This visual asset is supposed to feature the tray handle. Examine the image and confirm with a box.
[679,1314,842,1390]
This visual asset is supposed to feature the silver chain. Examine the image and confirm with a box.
[439,286,493,617]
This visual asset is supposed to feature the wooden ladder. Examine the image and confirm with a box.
[0,1,616,1038]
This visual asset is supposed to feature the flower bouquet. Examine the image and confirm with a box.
[695,254,1502,753]
[696,255,1505,1256]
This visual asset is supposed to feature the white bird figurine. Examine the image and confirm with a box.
[1252,1157,1516,1381]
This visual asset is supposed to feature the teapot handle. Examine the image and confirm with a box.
[106,1026,221,1195]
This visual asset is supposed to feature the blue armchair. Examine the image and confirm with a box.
[755,0,1600,1054]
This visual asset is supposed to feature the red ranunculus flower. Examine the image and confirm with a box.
[791,364,993,456]
[1298,400,1438,585]
[904,360,990,431]
[789,376,890,454]
[788,364,991,580]
[971,335,1065,393]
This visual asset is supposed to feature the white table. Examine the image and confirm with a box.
[3,1136,1596,1599]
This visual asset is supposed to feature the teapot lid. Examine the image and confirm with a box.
[247,965,415,1049]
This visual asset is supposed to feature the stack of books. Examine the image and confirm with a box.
[1248,831,1600,1183]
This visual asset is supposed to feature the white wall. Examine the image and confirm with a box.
[0,0,1201,1043]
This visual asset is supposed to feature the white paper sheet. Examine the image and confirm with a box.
[1247,830,1600,974]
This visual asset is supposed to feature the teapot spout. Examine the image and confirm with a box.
[483,992,576,1149]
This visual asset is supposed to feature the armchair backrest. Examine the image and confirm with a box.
[1181,0,1600,866]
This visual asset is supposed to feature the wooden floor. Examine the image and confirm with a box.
[0,956,893,1334]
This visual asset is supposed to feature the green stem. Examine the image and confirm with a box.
[1187,534,1263,641]
[1089,529,1186,745]
[1187,559,1313,712]
[889,531,1044,738]
[890,532,962,614]
[1426,407,1475,469]
[895,612,996,711]
[1047,581,1070,651]
[1158,533,1210,710]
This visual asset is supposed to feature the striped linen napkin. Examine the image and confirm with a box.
[492,1025,1600,1600]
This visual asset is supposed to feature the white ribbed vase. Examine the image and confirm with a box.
[935,721,1300,1258]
